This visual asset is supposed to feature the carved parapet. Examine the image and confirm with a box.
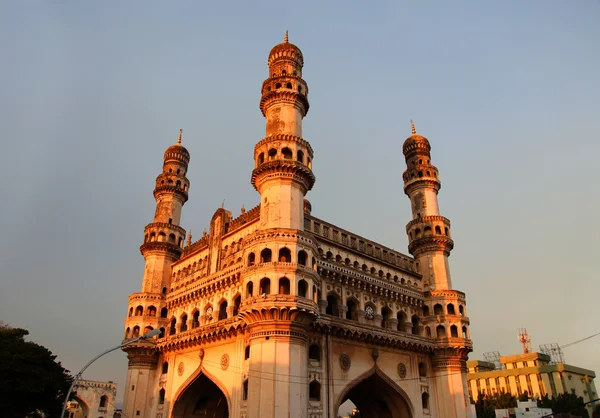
[254,134,314,158]
[251,159,315,193]
[432,345,472,371]
[122,339,159,368]
[407,235,454,257]
[260,90,309,117]
[403,177,441,195]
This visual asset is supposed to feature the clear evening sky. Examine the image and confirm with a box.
[0,1,598,405]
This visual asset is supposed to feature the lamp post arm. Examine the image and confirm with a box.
[60,333,156,418]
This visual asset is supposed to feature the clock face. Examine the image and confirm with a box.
[365,305,374,319]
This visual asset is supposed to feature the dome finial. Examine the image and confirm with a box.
[410,120,416,135]
[177,128,182,144]
[284,30,289,43]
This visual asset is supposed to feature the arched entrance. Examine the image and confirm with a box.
[338,370,413,418]
[172,373,229,418]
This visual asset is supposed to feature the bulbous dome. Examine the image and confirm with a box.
[268,31,304,67]
[164,130,190,165]
[402,121,431,155]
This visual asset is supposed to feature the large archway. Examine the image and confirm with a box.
[337,370,413,418]
[172,373,229,418]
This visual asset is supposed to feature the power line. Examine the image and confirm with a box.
[560,331,600,349]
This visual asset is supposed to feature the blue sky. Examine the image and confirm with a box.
[1,0,599,406]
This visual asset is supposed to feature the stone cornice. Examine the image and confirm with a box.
[312,316,435,353]
[403,178,441,195]
[318,261,424,305]
[426,289,466,301]
[239,295,318,325]
[158,317,245,352]
[153,185,189,203]
[251,159,315,192]
[260,90,309,117]
[140,241,183,258]
[406,216,451,230]
[408,236,454,257]
[128,292,165,303]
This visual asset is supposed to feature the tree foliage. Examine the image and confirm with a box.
[0,323,73,418]
[474,391,518,418]
[538,392,589,417]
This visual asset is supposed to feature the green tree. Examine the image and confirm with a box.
[0,323,73,418]
[474,391,518,418]
[537,392,589,417]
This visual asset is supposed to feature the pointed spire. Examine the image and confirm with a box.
[186,230,192,246]
[241,204,246,214]
[284,30,289,43]
[177,129,182,144]
[221,199,225,209]
[410,120,416,135]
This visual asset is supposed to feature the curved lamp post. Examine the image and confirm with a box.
[60,328,161,418]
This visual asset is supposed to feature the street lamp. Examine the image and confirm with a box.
[60,328,161,418]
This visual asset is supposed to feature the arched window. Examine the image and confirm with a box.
[326,293,340,316]
[247,252,255,266]
[285,82,292,89]
[309,380,321,401]
[411,315,421,335]
[159,327,165,338]
[144,326,153,335]
[158,388,165,405]
[450,325,458,338]
[422,392,429,409]
[135,306,143,316]
[259,278,271,295]
[370,267,376,274]
[459,305,465,316]
[161,307,168,318]
[425,326,431,337]
[336,254,342,263]
[147,306,156,317]
[278,277,290,294]
[162,362,168,374]
[218,300,228,321]
[279,247,291,262]
[243,379,249,401]
[246,282,254,298]
[419,362,427,377]
[297,150,304,163]
[298,280,308,298]
[298,250,308,266]
[435,225,442,235]
[99,395,108,409]
[462,326,468,338]
[268,148,277,160]
[434,304,443,315]
[397,311,408,332]
[192,311,200,328]
[162,287,167,295]
[132,326,140,338]
[125,327,130,339]
[346,299,358,321]
[423,305,430,317]
[353,261,359,269]
[128,307,133,317]
[158,232,166,242]
[233,295,241,316]
[258,153,264,165]
[180,314,188,332]
[436,325,446,338]
[381,307,392,328]
[447,304,456,315]
[169,318,176,335]
[168,233,176,243]
[260,248,272,263]
[245,346,250,360]
[282,147,293,159]
[309,344,321,362]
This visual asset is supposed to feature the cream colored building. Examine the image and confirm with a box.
[467,352,597,411]
[66,379,117,418]
[121,33,473,418]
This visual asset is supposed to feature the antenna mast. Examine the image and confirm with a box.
[518,328,532,354]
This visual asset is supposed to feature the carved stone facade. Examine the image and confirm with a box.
[66,380,117,418]
[122,33,473,418]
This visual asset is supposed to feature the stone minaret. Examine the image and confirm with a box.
[402,122,472,417]
[241,32,319,418]
[251,30,315,230]
[122,130,190,418]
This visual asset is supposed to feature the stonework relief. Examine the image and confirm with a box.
[221,354,230,371]
[398,363,407,378]
[177,362,184,376]
[339,353,351,371]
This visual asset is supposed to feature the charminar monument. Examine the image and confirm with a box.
[122,32,473,418]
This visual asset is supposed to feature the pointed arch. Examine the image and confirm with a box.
[171,366,231,418]
[336,366,414,418]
